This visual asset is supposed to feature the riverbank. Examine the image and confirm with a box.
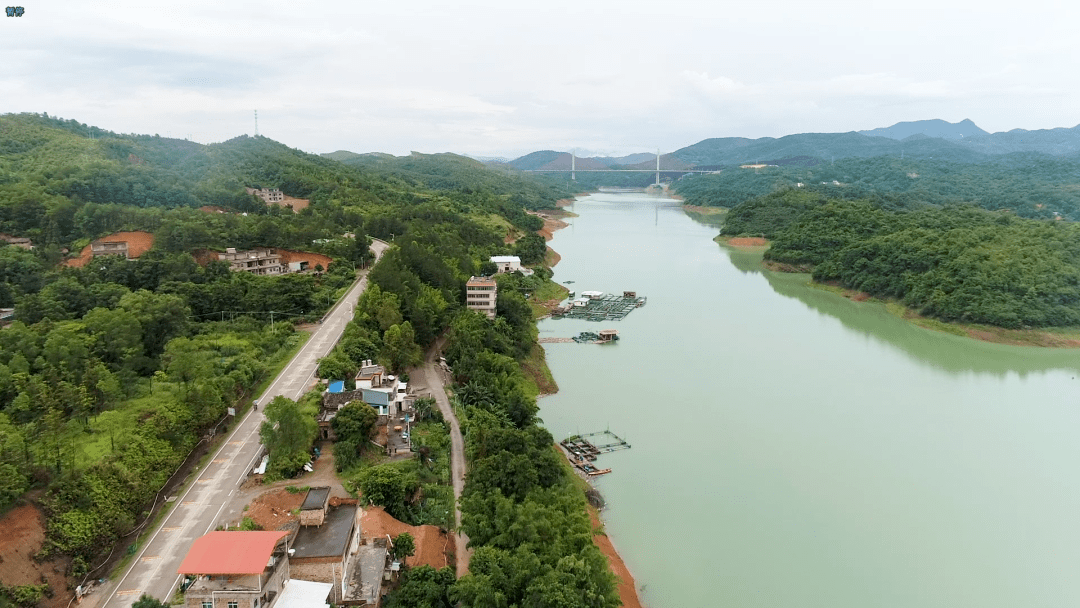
[529,197,647,607]
[714,235,1080,348]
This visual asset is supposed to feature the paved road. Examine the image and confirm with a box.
[411,337,471,576]
[97,240,389,608]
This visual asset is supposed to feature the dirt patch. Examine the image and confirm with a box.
[359,506,452,570]
[65,231,155,268]
[545,247,561,268]
[277,249,334,271]
[243,488,306,531]
[199,206,229,214]
[0,504,75,608]
[726,236,768,248]
[275,195,310,213]
[532,211,572,242]
[589,509,643,608]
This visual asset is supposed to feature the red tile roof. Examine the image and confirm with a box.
[177,531,289,575]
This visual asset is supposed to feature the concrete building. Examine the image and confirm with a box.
[247,187,285,203]
[490,255,522,273]
[219,248,285,276]
[354,360,398,417]
[466,276,497,320]
[178,531,291,608]
[289,505,361,603]
[300,487,331,527]
[91,240,129,259]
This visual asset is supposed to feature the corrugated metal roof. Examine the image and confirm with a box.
[301,487,331,511]
[176,531,288,575]
[490,255,520,263]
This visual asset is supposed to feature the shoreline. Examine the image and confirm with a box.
[715,235,1080,348]
[532,195,648,608]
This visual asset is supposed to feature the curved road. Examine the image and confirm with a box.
[410,336,471,576]
[96,240,389,608]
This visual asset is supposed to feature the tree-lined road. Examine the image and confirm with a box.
[96,240,388,608]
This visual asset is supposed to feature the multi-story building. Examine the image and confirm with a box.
[466,276,497,320]
[178,531,291,608]
[219,248,285,275]
[247,187,285,203]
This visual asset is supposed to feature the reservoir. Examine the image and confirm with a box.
[538,192,1080,608]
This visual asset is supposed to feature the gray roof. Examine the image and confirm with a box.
[290,505,357,560]
[301,486,331,511]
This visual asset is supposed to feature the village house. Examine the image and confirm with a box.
[247,187,285,203]
[0,234,33,250]
[219,248,286,275]
[178,531,292,608]
[466,276,497,319]
[289,503,363,603]
[490,255,522,273]
[91,240,129,259]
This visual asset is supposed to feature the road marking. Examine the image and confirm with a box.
[116,590,140,597]
[196,478,214,484]
[140,556,160,563]
[229,441,244,446]
[163,527,182,532]
[212,458,226,464]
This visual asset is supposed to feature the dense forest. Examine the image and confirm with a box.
[0,112,612,608]
[719,188,1080,329]
[673,153,1080,221]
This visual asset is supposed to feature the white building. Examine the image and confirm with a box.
[490,255,533,276]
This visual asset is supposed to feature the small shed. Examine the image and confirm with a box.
[300,486,331,527]
[598,329,619,342]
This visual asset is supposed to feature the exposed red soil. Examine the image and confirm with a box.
[65,231,155,268]
[199,206,228,214]
[276,195,310,213]
[545,247,561,268]
[0,503,75,608]
[191,248,221,267]
[359,506,452,570]
[243,488,306,531]
[277,249,334,271]
[726,237,768,248]
[590,509,643,608]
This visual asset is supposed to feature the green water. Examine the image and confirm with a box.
[538,192,1080,608]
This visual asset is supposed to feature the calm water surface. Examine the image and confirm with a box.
[538,192,1080,608]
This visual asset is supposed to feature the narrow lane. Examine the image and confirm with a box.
[411,336,471,576]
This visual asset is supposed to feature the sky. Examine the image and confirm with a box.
[4,0,1080,158]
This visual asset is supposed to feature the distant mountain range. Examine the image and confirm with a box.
[503,119,1080,170]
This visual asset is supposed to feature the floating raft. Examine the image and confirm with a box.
[538,330,619,344]
[553,293,647,322]
[560,431,631,476]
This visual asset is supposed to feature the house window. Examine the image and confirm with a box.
[201,602,212,608]
[228,602,238,608]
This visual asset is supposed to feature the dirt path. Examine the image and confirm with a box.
[409,336,470,576]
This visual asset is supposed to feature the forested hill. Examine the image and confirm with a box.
[671,122,1080,166]
[0,112,570,247]
[673,153,1080,221]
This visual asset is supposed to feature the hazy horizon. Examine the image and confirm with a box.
[6,0,1080,158]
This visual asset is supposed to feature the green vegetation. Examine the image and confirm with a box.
[0,111,592,598]
[675,154,1080,221]
[744,194,1080,328]
[259,394,319,480]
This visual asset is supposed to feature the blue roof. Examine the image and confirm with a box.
[327,381,345,394]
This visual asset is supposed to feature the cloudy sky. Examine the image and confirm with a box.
[4,0,1079,158]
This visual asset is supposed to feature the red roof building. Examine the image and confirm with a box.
[178,531,289,575]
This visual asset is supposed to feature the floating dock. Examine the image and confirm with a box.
[560,431,631,477]
[538,330,619,344]
[553,292,646,322]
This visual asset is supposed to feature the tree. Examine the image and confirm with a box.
[358,464,418,520]
[383,565,455,608]
[331,402,378,471]
[380,322,422,375]
[259,396,317,480]
[132,595,169,608]
[391,532,415,562]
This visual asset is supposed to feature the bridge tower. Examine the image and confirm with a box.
[571,151,576,181]
[655,149,660,186]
